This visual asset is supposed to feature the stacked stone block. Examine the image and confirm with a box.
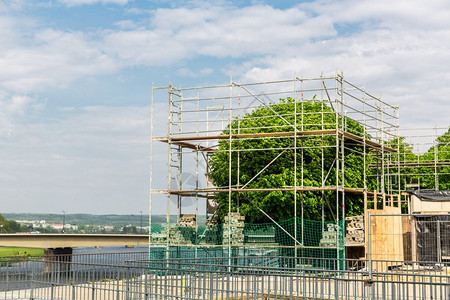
[179,214,197,228]
[319,223,342,247]
[222,212,245,246]
[345,215,365,245]
[206,216,220,227]
[161,223,193,246]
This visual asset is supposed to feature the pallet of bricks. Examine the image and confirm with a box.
[179,214,197,228]
[345,215,364,246]
[223,212,245,246]
[319,223,342,247]
[161,223,193,246]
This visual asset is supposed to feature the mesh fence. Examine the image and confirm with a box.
[367,213,450,272]
[149,217,345,269]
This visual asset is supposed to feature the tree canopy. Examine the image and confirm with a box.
[420,127,450,190]
[209,98,369,223]
[0,213,23,233]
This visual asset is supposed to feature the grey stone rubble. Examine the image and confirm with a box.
[150,223,193,245]
[164,223,193,245]
[319,223,342,247]
[206,216,220,227]
[345,215,365,245]
[179,214,197,228]
[223,212,245,246]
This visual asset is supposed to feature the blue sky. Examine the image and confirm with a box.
[1,0,449,214]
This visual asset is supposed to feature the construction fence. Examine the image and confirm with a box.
[367,213,450,266]
[148,213,450,271]
[1,253,450,299]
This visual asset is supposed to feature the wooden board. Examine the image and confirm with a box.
[365,206,403,271]
[154,129,397,152]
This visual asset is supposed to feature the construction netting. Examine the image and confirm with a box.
[149,217,345,270]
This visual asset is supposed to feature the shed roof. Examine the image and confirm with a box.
[407,190,450,201]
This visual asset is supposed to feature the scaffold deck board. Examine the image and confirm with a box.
[154,129,397,153]
[154,129,336,142]
[152,188,401,199]
[369,161,450,167]
[157,186,368,195]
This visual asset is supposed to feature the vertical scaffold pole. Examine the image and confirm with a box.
[397,107,401,197]
[228,79,233,263]
[334,74,340,261]
[166,84,173,260]
[434,124,439,190]
[237,87,241,213]
[300,78,305,248]
[195,93,200,259]
[339,72,345,262]
[380,96,385,207]
[321,74,325,259]
[177,89,183,223]
[363,85,367,201]
[294,76,298,258]
[149,84,155,258]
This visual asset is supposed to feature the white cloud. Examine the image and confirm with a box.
[0,92,36,136]
[177,67,213,78]
[58,0,129,6]
[114,19,138,30]
[0,26,116,92]
[4,95,33,115]
[103,5,336,65]
[2,0,450,101]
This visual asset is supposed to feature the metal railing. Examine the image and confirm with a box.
[1,252,450,299]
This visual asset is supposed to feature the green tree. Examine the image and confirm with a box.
[419,127,450,190]
[209,98,370,223]
[385,137,419,191]
[0,214,25,233]
[122,225,137,234]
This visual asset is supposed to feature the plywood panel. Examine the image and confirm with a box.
[365,205,403,270]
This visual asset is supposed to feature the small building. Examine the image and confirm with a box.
[406,190,450,262]
[409,190,450,214]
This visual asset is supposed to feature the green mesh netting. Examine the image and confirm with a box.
[149,217,345,271]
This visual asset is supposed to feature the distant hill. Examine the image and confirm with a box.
[2,213,206,227]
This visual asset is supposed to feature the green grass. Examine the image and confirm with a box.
[0,247,44,257]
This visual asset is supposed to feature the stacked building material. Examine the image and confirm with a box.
[179,214,197,228]
[319,223,342,248]
[245,226,278,247]
[223,212,245,246]
[150,233,167,245]
[161,223,193,246]
[206,216,220,227]
[345,215,365,246]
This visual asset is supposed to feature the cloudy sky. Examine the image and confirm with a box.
[0,0,449,215]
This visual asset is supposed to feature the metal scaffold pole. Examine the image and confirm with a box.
[149,84,155,257]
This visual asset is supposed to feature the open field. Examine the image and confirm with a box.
[0,247,44,257]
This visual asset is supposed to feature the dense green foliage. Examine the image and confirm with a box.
[209,98,370,223]
[0,213,24,233]
[420,128,450,190]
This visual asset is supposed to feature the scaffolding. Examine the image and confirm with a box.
[149,73,402,260]
[382,127,450,196]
